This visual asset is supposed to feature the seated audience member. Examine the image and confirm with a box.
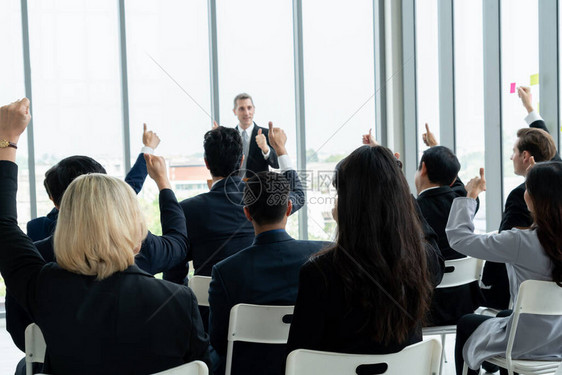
[447,165,562,375]
[481,126,557,309]
[164,122,304,282]
[287,146,434,357]
[415,125,482,325]
[482,86,561,311]
[7,144,187,358]
[0,98,209,374]
[25,123,158,242]
[208,140,327,375]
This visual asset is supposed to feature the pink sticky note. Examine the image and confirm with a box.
[510,83,516,93]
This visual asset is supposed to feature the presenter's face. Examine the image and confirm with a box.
[234,98,255,128]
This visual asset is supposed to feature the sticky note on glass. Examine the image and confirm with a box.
[530,73,539,85]
[510,83,516,93]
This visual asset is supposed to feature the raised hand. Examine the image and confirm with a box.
[465,168,486,199]
[144,154,171,190]
[0,98,31,142]
[143,123,161,149]
[268,121,287,156]
[212,120,219,130]
[517,86,533,113]
[422,123,438,147]
[362,128,378,147]
[255,128,270,154]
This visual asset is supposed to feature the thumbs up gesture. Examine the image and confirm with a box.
[267,121,287,156]
[255,127,270,154]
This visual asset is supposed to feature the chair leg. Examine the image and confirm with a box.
[439,334,446,375]
[462,362,469,375]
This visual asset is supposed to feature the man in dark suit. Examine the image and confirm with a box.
[208,170,327,375]
[481,86,560,310]
[232,93,279,175]
[414,136,482,325]
[164,123,304,282]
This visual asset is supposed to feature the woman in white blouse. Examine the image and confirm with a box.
[446,163,562,375]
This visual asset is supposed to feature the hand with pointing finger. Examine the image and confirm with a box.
[212,120,219,130]
[143,123,160,149]
[268,121,287,156]
[255,128,270,154]
[362,128,379,147]
[517,86,534,114]
[422,123,438,147]
[465,168,486,199]
[144,154,170,190]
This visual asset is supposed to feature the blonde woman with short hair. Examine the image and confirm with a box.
[0,98,210,375]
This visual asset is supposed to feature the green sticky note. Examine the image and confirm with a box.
[530,73,539,85]
[537,102,540,113]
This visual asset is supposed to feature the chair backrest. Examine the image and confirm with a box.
[25,323,46,375]
[188,276,212,307]
[555,361,562,375]
[285,338,442,375]
[225,304,294,375]
[437,257,483,288]
[506,280,562,365]
[151,361,209,375]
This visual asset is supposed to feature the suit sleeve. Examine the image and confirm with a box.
[184,289,212,370]
[286,261,327,354]
[499,188,532,232]
[0,161,45,319]
[125,153,148,194]
[284,169,305,215]
[208,266,232,356]
[135,189,188,275]
[264,128,280,169]
[412,196,444,287]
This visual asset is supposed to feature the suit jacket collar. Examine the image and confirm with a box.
[122,264,153,277]
[418,185,453,199]
[210,175,245,192]
[253,229,293,246]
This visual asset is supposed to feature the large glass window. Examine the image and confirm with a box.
[28,0,124,222]
[302,0,375,241]
[216,0,299,237]
[125,0,211,233]
[501,0,539,202]
[454,0,486,232]
[416,0,440,160]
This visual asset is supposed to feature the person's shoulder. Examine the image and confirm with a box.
[506,183,526,200]
[294,240,331,252]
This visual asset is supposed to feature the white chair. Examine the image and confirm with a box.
[188,275,212,307]
[423,257,484,375]
[151,361,209,375]
[462,280,562,375]
[225,304,294,375]
[555,362,562,375]
[285,338,441,375]
[25,323,46,375]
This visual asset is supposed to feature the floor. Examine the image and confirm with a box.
[0,319,496,375]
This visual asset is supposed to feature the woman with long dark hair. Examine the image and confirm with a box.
[286,145,434,353]
[447,164,562,375]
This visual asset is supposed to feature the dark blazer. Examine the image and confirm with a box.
[417,178,483,325]
[481,117,560,309]
[238,123,279,174]
[164,168,305,282]
[286,251,423,356]
[208,230,328,375]
[26,208,58,242]
[0,161,210,375]
[6,156,188,352]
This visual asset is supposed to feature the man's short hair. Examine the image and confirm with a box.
[204,126,243,177]
[44,156,107,207]
[244,171,290,225]
[233,93,254,109]
[418,146,460,186]
[516,128,557,162]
